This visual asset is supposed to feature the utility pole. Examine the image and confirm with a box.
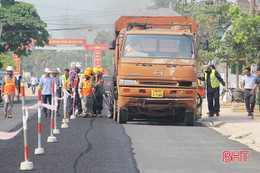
[66,8,68,38]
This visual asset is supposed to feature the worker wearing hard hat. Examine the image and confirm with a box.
[93,68,105,117]
[69,65,83,117]
[78,70,99,117]
[1,66,20,118]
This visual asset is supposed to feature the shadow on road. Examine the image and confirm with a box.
[126,118,204,127]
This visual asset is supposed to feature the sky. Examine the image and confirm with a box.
[19,0,152,43]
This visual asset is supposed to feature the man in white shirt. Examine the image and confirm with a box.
[242,67,257,116]
[30,74,38,95]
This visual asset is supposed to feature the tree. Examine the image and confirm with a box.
[0,53,17,71]
[227,6,260,66]
[0,1,49,57]
[94,30,114,44]
[101,51,114,74]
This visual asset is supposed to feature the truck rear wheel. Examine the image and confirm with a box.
[113,99,118,121]
[117,107,128,124]
[185,111,195,126]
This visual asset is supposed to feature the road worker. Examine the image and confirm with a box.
[1,66,19,118]
[93,68,105,117]
[197,75,205,118]
[69,65,82,116]
[79,71,99,117]
[198,65,226,117]
[62,69,71,117]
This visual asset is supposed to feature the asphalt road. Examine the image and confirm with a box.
[1,98,260,173]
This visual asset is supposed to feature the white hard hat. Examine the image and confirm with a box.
[44,68,51,73]
[6,66,13,71]
[57,68,61,73]
[74,64,81,69]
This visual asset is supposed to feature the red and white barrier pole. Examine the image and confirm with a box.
[20,82,34,170]
[61,82,69,128]
[34,85,44,155]
[70,79,77,119]
[47,79,57,142]
[53,79,60,134]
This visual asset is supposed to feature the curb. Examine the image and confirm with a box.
[198,117,260,152]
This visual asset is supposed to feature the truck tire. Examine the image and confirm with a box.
[185,111,195,126]
[113,99,118,121]
[117,107,128,124]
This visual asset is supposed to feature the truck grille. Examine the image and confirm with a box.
[139,81,177,86]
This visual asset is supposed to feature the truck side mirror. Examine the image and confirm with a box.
[203,39,209,50]
[109,40,116,50]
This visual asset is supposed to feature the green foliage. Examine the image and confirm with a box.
[101,51,114,74]
[94,30,114,44]
[22,49,86,78]
[0,53,17,71]
[226,6,260,65]
[0,1,49,57]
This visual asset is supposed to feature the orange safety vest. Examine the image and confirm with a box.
[198,80,204,96]
[69,70,79,88]
[4,75,16,95]
[81,79,92,97]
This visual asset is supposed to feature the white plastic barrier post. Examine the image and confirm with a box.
[70,79,77,119]
[61,82,69,128]
[34,85,44,155]
[20,82,34,170]
[47,79,57,142]
[53,79,60,134]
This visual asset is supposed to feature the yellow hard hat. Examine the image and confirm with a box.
[98,68,104,74]
[86,67,93,73]
[84,70,92,77]
[93,67,99,74]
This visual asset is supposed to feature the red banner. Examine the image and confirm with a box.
[94,50,101,68]
[49,39,87,45]
[84,44,108,50]
[13,54,20,75]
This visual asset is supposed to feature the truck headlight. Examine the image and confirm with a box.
[192,82,197,87]
[119,79,138,85]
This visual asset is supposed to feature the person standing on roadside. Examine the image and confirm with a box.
[1,66,20,118]
[51,68,60,116]
[39,68,53,117]
[94,68,105,117]
[69,65,82,116]
[198,65,226,117]
[242,67,257,116]
[56,68,63,116]
[62,69,71,117]
[30,74,38,95]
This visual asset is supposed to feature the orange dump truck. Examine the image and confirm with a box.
[109,16,199,125]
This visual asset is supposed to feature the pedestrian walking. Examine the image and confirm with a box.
[198,65,226,117]
[242,67,257,116]
[69,65,82,116]
[39,68,53,117]
[79,71,99,117]
[1,66,20,118]
[93,68,105,117]
[30,74,38,95]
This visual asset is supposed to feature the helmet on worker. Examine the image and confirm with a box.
[98,68,104,74]
[86,67,93,73]
[6,66,14,75]
[84,70,92,78]
[93,67,99,74]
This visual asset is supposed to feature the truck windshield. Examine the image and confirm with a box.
[123,34,195,59]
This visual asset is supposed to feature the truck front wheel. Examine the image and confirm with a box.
[185,111,195,126]
[117,107,128,124]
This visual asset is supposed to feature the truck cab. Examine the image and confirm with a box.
[110,16,198,125]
